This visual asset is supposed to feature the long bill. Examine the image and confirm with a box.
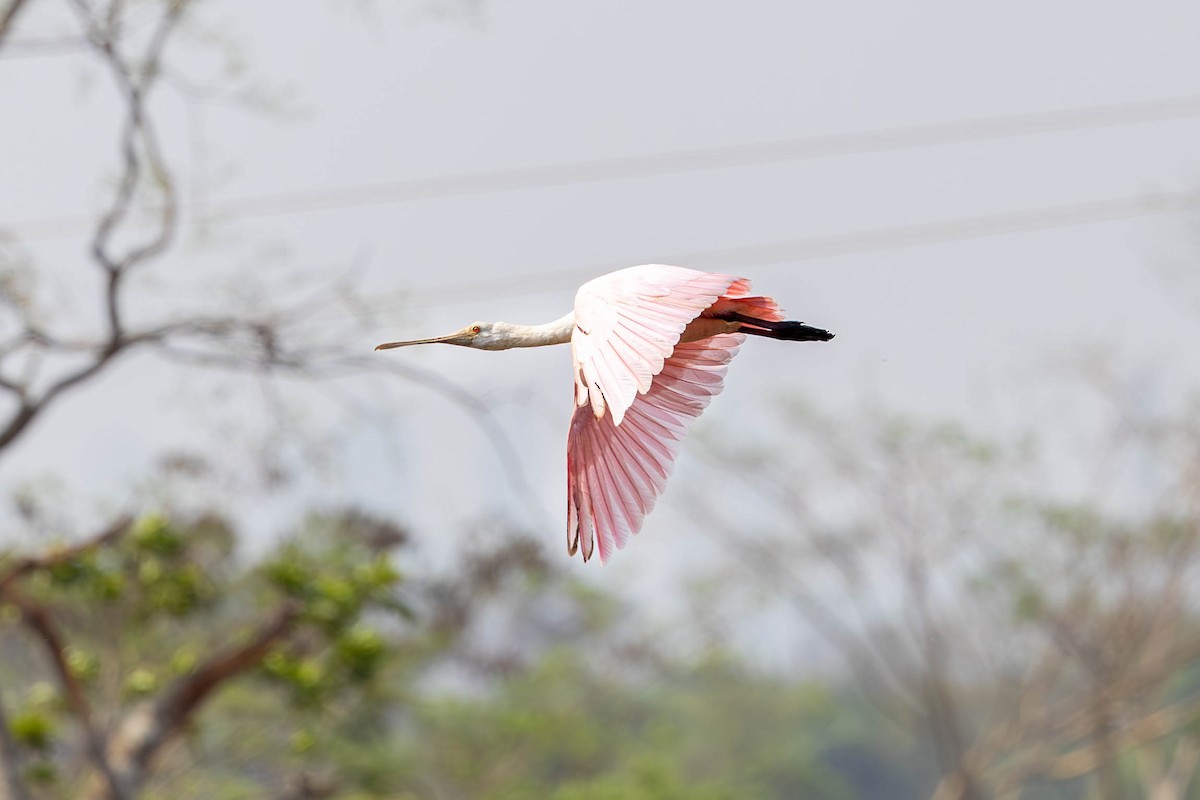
[374,332,465,350]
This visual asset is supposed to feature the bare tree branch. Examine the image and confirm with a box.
[0,3,514,798]
[692,401,1200,800]
[988,692,1200,792]
[69,0,184,279]
[0,1,190,457]
[0,0,32,51]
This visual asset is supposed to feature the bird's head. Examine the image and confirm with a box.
[375,321,506,351]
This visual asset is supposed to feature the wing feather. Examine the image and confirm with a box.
[567,331,745,562]
[566,265,767,562]
[573,264,741,425]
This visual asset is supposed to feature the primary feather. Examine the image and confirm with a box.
[566,264,788,562]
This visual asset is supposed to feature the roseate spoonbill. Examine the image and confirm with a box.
[376,264,833,563]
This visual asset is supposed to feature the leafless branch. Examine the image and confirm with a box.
[0,1,191,457]
[988,692,1200,792]
[0,0,32,51]
[693,401,1200,799]
[69,0,183,276]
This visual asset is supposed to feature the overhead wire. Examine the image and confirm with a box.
[395,191,1200,307]
[7,93,1200,240]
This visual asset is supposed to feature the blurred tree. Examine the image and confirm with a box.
[0,1,531,795]
[303,614,895,799]
[0,510,408,799]
[6,1,1198,798]
[4,505,904,799]
[0,1,387,794]
[687,390,1200,799]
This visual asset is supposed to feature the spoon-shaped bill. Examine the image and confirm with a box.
[374,328,475,351]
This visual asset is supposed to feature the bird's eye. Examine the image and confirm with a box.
[470,325,482,334]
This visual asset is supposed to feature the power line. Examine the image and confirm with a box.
[0,36,88,59]
[8,94,1200,241]
[407,191,1200,306]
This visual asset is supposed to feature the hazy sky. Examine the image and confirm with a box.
[4,0,1200,643]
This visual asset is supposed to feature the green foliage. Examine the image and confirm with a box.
[1039,502,1112,542]
[169,522,929,800]
[1014,585,1044,622]
[0,508,413,799]
[12,489,1196,800]
[553,756,758,800]
[7,680,65,784]
[123,667,159,697]
[23,759,59,786]
[9,709,55,751]
[27,513,229,621]
[132,513,186,557]
[336,625,387,679]
[64,646,99,683]
[0,501,945,800]
[252,513,406,710]
[359,649,875,800]
[262,515,404,634]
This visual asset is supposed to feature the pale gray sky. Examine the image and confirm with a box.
[3,0,1200,622]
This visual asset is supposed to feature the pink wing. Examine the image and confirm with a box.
[566,266,792,561]
[567,333,745,562]
[571,265,743,426]
[565,264,785,562]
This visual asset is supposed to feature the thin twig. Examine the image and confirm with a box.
[0,0,32,50]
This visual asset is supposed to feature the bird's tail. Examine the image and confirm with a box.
[723,313,835,342]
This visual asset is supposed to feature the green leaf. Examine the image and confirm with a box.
[10,711,55,751]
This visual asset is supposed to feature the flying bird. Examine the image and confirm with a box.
[376,264,833,563]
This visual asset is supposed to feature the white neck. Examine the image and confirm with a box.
[485,312,574,349]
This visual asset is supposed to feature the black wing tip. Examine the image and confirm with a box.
[725,313,835,342]
[811,326,835,342]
